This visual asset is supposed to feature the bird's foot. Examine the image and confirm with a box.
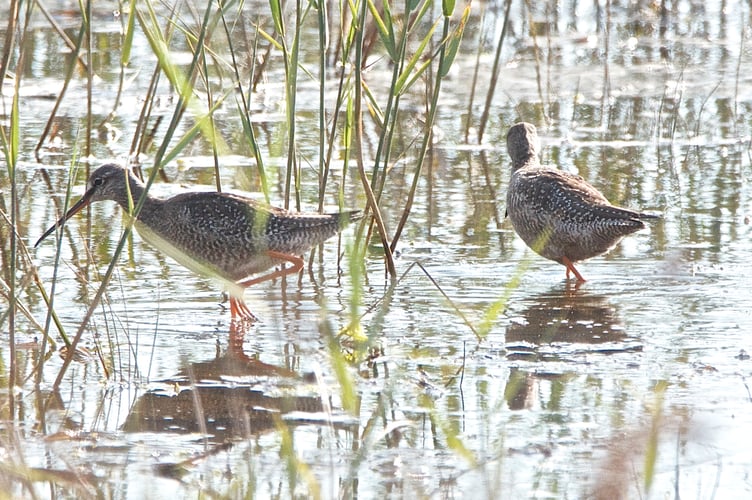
[229,296,259,323]
[562,256,586,282]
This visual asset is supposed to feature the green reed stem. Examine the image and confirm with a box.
[137,1,229,162]
[3,55,19,416]
[0,8,69,368]
[289,3,304,212]
[600,0,612,131]
[129,67,162,160]
[463,3,485,143]
[477,0,512,143]
[477,242,540,338]
[34,9,88,160]
[98,0,137,128]
[128,0,182,161]
[390,8,469,251]
[324,0,359,214]
[324,322,358,415]
[35,161,79,353]
[644,380,668,493]
[352,0,396,278]
[276,416,321,499]
[220,6,270,202]
[52,0,222,389]
[198,36,222,192]
[269,0,308,209]
[84,0,93,157]
[339,78,353,208]
[0,0,19,86]
[364,0,428,273]
[316,0,329,206]
[367,0,407,203]
[425,397,478,466]
[322,65,347,212]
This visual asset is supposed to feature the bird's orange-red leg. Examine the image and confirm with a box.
[230,296,257,321]
[561,256,586,282]
[230,251,305,321]
[236,251,304,288]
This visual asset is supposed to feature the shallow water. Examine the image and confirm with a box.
[3,0,752,498]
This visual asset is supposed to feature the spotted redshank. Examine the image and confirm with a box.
[505,122,658,281]
[36,163,361,320]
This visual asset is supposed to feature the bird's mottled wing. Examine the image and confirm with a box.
[519,168,646,225]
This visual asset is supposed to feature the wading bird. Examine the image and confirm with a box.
[505,122,658,281]
[36,163,361,320]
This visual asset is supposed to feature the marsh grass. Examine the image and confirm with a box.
[473,0,512,143]
[0,0,691,497]
[1,11,20,416]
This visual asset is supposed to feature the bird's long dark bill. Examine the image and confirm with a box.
[34,187,96,248]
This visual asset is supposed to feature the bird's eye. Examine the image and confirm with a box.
[93,177,105,187]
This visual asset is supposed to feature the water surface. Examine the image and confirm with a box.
[2,0,752,498]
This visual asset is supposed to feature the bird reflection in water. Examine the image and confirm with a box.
[502,285,641,413]
[122,324,334,460]
[505,284,642,361]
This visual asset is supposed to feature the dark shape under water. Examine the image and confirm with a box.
[36,163,361,320]
[505,122,659,281]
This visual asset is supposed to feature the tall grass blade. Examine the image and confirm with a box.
[353,0,396,276]
[35,158,82,353]
[221,8,270,202]
[393,19,439,95]
[644,380,667,493]
[390,8,468,251]
[277,418,321,499]
[0,0,19,86]
[161,96,231,167]
[477,0,512,143]
[269,0,285,36]
[122,0,138,63]
[477,251,540,338]
[439,6,469,77]
[285,0,306,210]
[326,325,358,414]
[407,0,422,11]
[84,0,93,157]
[366,0,396,60]
[462,6,485,143]
[4,50,20,415]
[51,0,223,388]
[316,0,329,204]
[442,0,456,17]
[34,14,88,159]
[425,399,477,466]
[135,2,230,158]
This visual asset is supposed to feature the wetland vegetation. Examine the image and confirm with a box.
[1,0,752,498]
